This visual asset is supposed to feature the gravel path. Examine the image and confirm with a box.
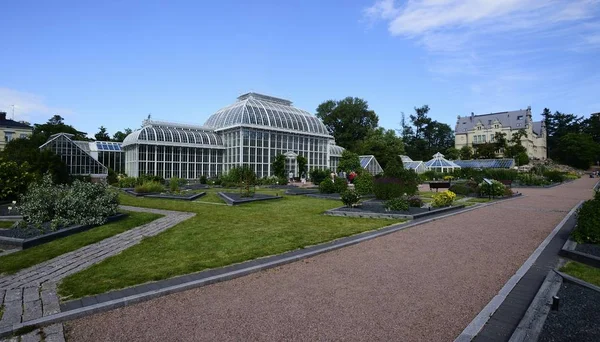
[65,178,597,342]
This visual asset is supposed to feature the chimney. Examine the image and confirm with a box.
[0,112,6,121]
[470,112,474,122]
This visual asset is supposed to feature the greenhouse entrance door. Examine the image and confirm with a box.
[284,151,298,178]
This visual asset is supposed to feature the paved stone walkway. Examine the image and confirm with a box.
[65,178,597,342]
[0,206,194,342]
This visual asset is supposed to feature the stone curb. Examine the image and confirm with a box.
[0,195,527,338]
[324,204,466,220]
[454,199,584,342]
[508,269,564,342]
[556,270,600,294]
[511,179,576,189]
[217,192,282,206]
[559,238,600,269]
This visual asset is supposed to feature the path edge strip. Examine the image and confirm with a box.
[454,200,584,342]
[0,195,526,338]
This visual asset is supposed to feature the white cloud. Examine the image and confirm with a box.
[0,88,73,124]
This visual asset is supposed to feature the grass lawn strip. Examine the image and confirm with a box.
[0,211,163,275]
[561,261,600,287]
[58,192,402,300]
[0,221,16,229]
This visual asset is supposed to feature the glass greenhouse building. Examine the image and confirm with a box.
[40,133,111,178]
[122,93,343,179]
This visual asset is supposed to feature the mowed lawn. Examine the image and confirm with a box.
[58,190,403,300]
[0,211,163,275]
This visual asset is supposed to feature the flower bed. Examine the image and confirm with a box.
[326,200,465,219]
[218,192,282,206]
[0,213,127,249]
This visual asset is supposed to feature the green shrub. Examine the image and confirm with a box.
[138,174,165,185]
[334,177,348,193]
[117,177,137,188]
[407,196,423,208]
[18,174,119,228]
[277,177,289,185]
[449,183,472,196]
[310,169,330,185]
[134,181,164,194]
[572,198,600,244]
[517,173,549,186]
[543,170,565,183]
[354,172,374,195]
[169,177,183,192]
[484,169,518,181]
[319,177,337,194]
[432,190,456,207]
[107,168,118,185]
[420,170,444,181]
[0,158,34,201]
[373,171,419,200]
[340,190,361,207]
[384,197,409,212]
[199,175,208,184]
[478,180,506,196]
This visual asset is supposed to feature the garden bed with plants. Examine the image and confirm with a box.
[144,192,206,201]
[0,174,121,249]
[0,214,127,249]
[218,192,282,205]
[284,188,319,195]
[326,199,465,219]
[0,203,20,217]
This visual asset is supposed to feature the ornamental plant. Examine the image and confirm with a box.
[353,172,374,195]
[432,190,456,207]
[0,159,34,201]
[373,176,418,200]
[319,177,337,194]
[571,196,600,244]
[340,189,361,207]
[384,197,409,212]
[478,180,506,197]
[135,181,165,194]
[406,196,424,208]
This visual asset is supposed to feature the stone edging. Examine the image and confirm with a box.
[145,192,206,201]
[324,205,466,220]
[217,192,282,206]
[0,214,127,249]
[507,269,564,342]
[559,239,600,269]
[511,179,575,189]
[556,270,600,293]
[0,195,529,338]
[454,199,584,342]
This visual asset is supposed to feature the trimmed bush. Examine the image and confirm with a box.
[341,190,361,207]
[543,170,565,183]
[572,196,600,244]
[373,174,419,200]
[319,177,337,194]
[117,177,137,188]
[135,181,165,194]
[432,190,456,207]
[354,172,374,195]
[449,183,472,196]
[199,175,208,184]
[517,173,549,186]
[310,169,330,185]
[334,177,348,193]
[384,197,409,211]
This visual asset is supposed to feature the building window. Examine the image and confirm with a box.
[20,133,28,139]
[488,120,492,125]
[4,132,13,142]
[517,123,521,127]
[517,115,523,120]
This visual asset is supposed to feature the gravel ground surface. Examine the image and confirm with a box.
[538,282,600,342]
[575,243,600,258]
[65,177,597,342]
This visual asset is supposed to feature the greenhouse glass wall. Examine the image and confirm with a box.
[40,133,109,178]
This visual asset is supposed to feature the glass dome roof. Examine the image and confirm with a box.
[122,120,223,147]
[204,93,331,136]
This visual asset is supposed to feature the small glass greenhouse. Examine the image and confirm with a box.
[424,152,461,173]
[359,155,383,175]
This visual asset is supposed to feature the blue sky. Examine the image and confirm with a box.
[1,0,599,138]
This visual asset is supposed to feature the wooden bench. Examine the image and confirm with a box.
[499,180,512,188]
[428,182,451,192]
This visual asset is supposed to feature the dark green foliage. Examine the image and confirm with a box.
[353,172,374,195]
[272,154,286,179]
[0,158,35,200]
[107,168,118,185]
[373,176,418,200]
[296,155,308,176]
[169,177,183,192]
[94,126,111,141]
[316,97,378,151]
[338,150,361,173]
[340,190,360,207]
[111,128,132,142]
[318,176,347,194]
[199,175,208,184]
[310,169,330,185]
[384,197,409,212]
[138,174,165,185]
[1,137,70,184]
[445,147,460,160]
[459,146,473,160]
[572,195,600,243]
[383,155,405,178]
[543,170,565,183]
[515,152,529,166]
[420,170,444,181]
[357,128,405,169]
[474,143,497,159]
[407,196,423,208]
[319,177,337,194]
[449,183,473,196]
[117,177,137,188]
[402,105,454,161]
[516,173,549,186]
[555,133,599,169]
